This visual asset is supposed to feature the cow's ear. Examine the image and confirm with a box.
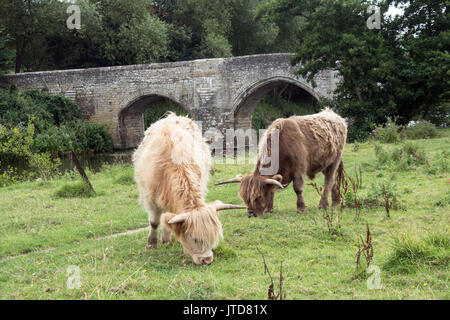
[162,213,186,236]
[272,174,283,182]
[266,174,284,191]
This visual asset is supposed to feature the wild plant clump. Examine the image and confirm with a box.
[54,181,96,198]
[384,233,449,274]
[371,117,403,143]
[363,181,405,212]
[0,122,61,185]
[374,142,427,171]
[404,120,439,140]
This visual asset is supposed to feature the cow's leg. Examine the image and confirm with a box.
[145,206,162,250]
[161,227,172,244]
[265,193,274,213]
[319,163,339,210]
[331,159,343,206]
[293,175,306,212]
[331,183,340,207]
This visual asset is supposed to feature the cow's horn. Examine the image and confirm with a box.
[215,174,243,185]
[168,212,189,224]
[264,179,284,189]
[215,203,247,211]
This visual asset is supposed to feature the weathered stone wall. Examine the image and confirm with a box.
[2,53,338,149]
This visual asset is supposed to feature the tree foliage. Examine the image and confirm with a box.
[274,0,449,140]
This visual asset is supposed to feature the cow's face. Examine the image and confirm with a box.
[162,202,245,265]
[239,174,283,217]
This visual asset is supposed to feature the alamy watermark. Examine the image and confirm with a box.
[66,5,81,30]
[66,265,81,289]
[366,264,382,290]
[367,5,381,29]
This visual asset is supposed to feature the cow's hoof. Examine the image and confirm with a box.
[145,242,157,250]
[297,206,306,213]
[161,238,171,245]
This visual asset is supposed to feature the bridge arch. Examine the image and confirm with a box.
[119,93,190,149]
[231,76,320,130]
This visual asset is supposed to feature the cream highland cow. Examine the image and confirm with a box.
[133,113,245,265]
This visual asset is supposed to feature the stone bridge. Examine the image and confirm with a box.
[3,53,338,149]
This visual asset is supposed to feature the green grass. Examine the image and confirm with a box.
[0,131,449,299]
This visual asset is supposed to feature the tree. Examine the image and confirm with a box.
[0,0,59,72]
[275,0,449,140]
[0,28,14,74]
[388,0,450,122]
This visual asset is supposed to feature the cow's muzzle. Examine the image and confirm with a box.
[247,210,256,218]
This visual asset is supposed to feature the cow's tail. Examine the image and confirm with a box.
[335,159,345,193]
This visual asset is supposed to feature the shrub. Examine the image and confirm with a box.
[374,141,427,171]
[32,121,113,155]
[373,143,390,167]
[352,141,361,152]
[54,181,96,198]
[0,122,61,184]
[0,88,81,130]
[0,88,113,156]
[71,121,114,153]
[404,120,439,140]
[20,90,82,126]
[365,181,398,206]
[402,142,426,163]
[371,117,403,143]
[32,125,76,155]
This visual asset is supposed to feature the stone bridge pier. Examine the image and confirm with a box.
[3,53,338,149]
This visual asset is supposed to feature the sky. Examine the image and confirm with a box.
[385,3,405,18]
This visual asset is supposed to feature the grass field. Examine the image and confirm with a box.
[0,131,449,299]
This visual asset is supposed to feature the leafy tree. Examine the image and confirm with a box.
[272,0,449,140]
[0,0,59,72]
[0,28,14,74]
[388,0,450,122]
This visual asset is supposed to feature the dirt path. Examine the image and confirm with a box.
[0,226,149,264]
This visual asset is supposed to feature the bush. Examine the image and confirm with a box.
[32,124,76,155]
[20,90,82,126]
[70,121,114,153]
[371,117,403,143]
[364,181,404,210]
[0,88,81,130]
[0,88,113,156]
[374,142,427,171]
[404,120,439,140]
[0,122,61,184]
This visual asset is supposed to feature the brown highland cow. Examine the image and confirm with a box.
[217,108,347,217]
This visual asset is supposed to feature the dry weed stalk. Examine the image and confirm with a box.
[356,223,374,271]
[382,183,393,218]
[257,248,285,300]
[308,181,342,234]
[347,175,361,219]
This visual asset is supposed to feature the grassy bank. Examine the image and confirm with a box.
[0,131,448,299]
